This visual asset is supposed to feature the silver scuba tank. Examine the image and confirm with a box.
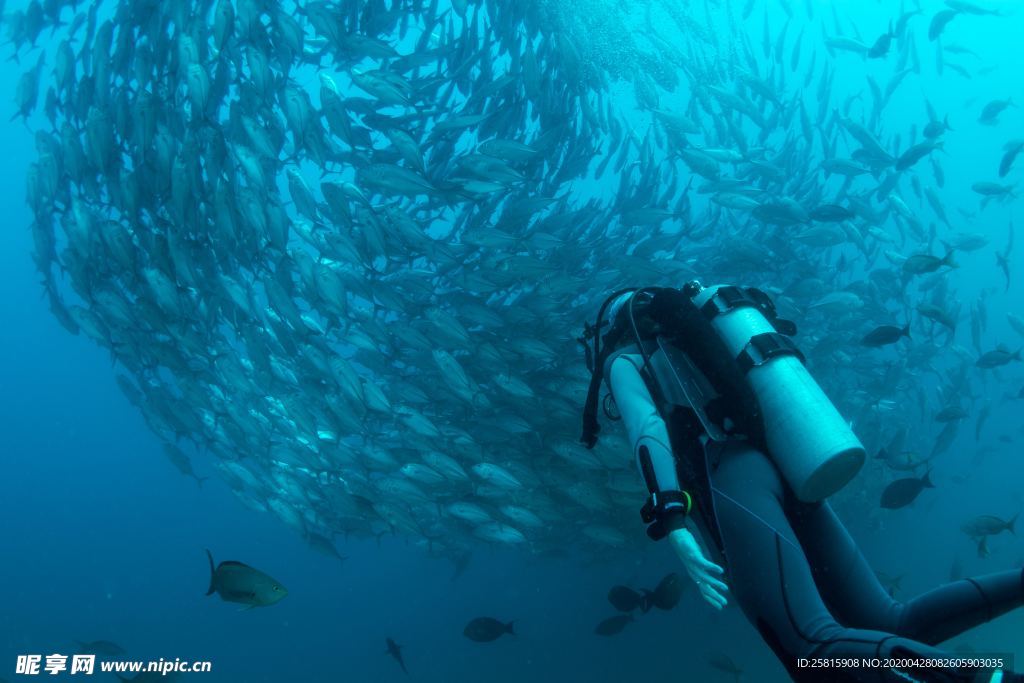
[691,284,865,502]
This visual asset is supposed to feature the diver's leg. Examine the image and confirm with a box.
[789,498,1024,644]
[607,354,682,491]
[894,571,1024,645]
[709,442,1005,683]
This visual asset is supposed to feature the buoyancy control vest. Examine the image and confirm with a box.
[580,281,865,503]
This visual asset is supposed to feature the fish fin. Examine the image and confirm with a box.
[205,549,217,596]
[942,248,958,268]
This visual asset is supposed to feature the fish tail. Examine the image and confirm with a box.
[640,590,654,613]
[922,470,934,488]
[942,249,957,269]
[944,113,952,131]
[505,620,516,636]
[205,549,217,596]
[902,322,911,339]
[1008,513,1018,535]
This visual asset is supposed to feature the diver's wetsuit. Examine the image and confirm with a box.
[589,288,1024,683]
[704,438,1023,683]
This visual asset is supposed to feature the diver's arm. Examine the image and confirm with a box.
[639,473,731,610]
[607,353,688,531]
[635,442,689,539]
[635,419,730,609]
[607,354,729,608]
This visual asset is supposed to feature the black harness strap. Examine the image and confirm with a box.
[738,332,805,374]
[580,288,638,448]
[700,285,798,337]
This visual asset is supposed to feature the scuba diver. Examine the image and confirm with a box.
[579,283,1024,683]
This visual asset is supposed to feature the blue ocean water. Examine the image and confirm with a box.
[1,0,1022,681]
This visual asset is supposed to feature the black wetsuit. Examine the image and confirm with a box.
[703,439,1023,683]
[584,286,1024,683]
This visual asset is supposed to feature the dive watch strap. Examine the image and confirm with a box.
[640,490,693,541]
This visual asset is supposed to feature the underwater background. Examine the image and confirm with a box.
[1,0,1022,681]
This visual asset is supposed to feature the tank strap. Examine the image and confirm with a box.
[699,285,755,319]
[699,285,798,336]
[737,332,805,374]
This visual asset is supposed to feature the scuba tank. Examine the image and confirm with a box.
[690,284,865,502]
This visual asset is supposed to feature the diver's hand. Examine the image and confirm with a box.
[668,527,728,610]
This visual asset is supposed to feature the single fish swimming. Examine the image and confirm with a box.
[880,472,934,509]
[385,637,408,675]
[463,617,515,643]
[205,550,287,608]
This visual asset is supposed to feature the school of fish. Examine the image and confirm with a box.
[9,0,1022,568]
